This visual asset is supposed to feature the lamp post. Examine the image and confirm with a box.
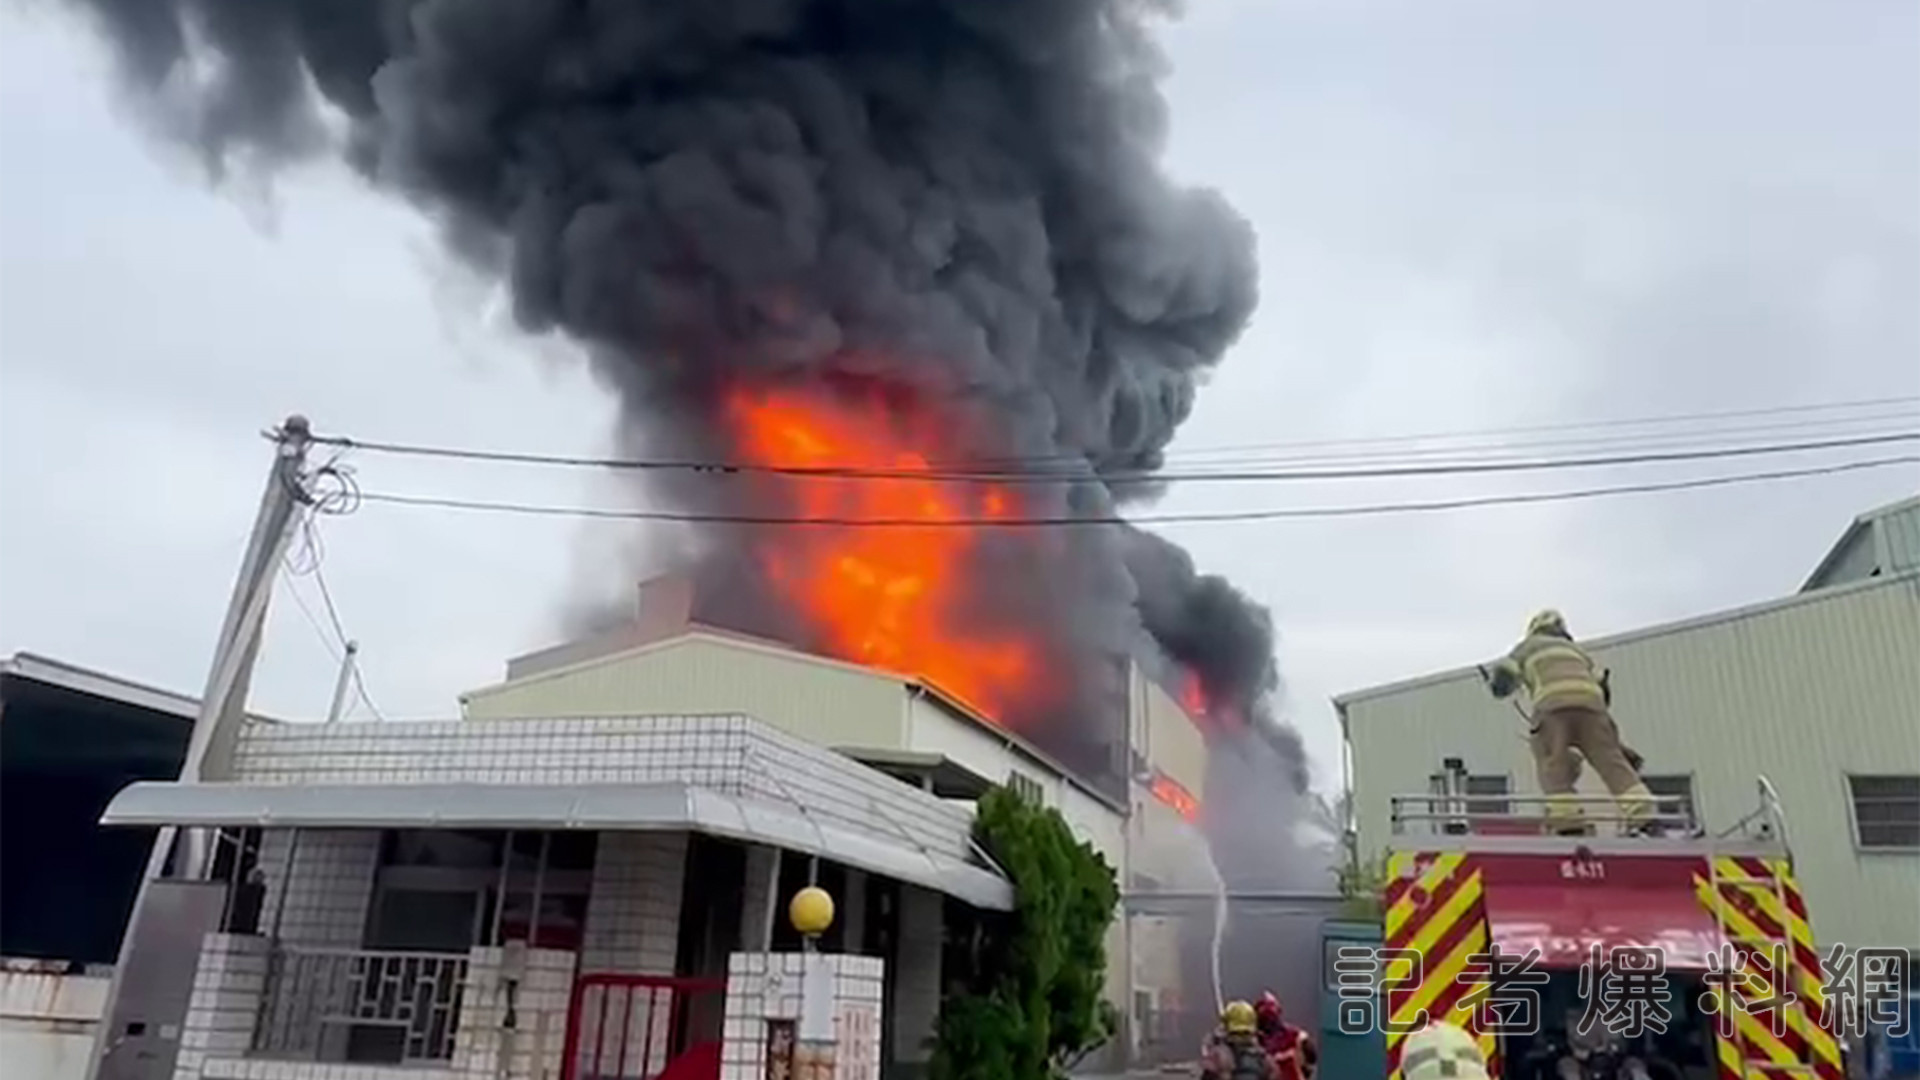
[789,885,837,1080]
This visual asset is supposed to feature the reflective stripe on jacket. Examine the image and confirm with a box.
[1493,632,1605,714]
[1265,1026,1315,1080]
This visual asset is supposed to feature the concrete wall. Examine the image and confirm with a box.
[1340,571,1920,951]
[0,966,109,1080]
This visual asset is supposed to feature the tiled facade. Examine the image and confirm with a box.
[176,934,271,1080]
[580,832,687,974]
[162,713,986,1079]
[227,716,975,864]
[256,830,380,945]
[723,952,886,1080]
[178,938,573,1080]
[451,945,577,1080]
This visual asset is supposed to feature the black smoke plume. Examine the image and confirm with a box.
[60,0,1308,845]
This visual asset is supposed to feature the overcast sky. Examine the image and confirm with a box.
[2,2,1915,792]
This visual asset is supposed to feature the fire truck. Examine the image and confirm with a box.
[1320,772,1848,1080]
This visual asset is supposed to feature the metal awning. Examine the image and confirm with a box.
[102,780,1012,912]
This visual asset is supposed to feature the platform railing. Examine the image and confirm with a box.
[253,946,467,1064]
[1389,790,1702,837]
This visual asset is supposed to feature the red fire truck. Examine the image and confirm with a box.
[1365,776,1844,1080]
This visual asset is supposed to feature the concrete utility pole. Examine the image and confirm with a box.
[88,416,316,1080]
[325,640,360,724]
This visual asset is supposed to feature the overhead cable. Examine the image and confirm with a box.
[307,429,1920,485]
[348,454,1920,528]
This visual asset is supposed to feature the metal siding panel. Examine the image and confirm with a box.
[1883,502,1920,575]
[1814,529,1881,588]
[1141,680,1209,799]
[1346,576,1920,950]
[463,638,909,748]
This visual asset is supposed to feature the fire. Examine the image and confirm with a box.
[1150,771,1200,823]
[1179,669,1209,721]
[1177,665,1246,733]
[723,384,1045,725]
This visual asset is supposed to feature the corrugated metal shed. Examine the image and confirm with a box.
[1803,493,1920,591]
[462,630,912,747]
[1336,571,1920,951]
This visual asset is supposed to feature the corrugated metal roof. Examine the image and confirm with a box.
[0,651,281,724]
[1334,569,1919,708]
[101,780,1014,911]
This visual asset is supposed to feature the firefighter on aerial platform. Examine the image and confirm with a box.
[1484,609,1657,836]
[1202,1001,1278,1080]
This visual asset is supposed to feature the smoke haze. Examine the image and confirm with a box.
[59,0,1317,881]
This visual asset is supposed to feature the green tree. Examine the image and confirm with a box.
[930,785,1120,1080]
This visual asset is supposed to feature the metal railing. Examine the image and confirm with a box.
[254,946,468,1064]
[1389,790,1703,837]
[560,974,727,1080]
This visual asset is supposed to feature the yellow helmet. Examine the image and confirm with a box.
[1221,1000,1257,1034]
[1526,609,1567,636]
[1400,1021,1488,1080]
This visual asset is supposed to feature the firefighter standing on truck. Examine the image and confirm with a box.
[1485,609,1656,835]
[1202,1001,1277,1080]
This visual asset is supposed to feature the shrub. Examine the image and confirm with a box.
[930,785,1120,1080]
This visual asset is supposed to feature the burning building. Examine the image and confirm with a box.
[465,571,1216,1058]
[56,0,1326,1070]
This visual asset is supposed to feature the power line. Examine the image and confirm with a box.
[1152,410,1920,467]
[350,454,1919,528]
[1150,393,1920,461]
[305,394,1920,473]
[278,565,344,665]
[309,428,1920,485]
[307,560,390,723]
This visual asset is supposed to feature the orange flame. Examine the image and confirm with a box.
[1150,771,1200,823]
[723,385,1045,725]
[1179,669,1209,721]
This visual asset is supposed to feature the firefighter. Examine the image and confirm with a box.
[1202,1001,1277,1080]
[1254,992,1316,1080]
[1485,609,1656,835]
[1400,1021,1490,1080]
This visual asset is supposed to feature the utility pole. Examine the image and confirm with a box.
[325,641,360,724]
[88,416,315,1080]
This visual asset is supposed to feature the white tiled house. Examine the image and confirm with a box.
[104,714,1012,1080]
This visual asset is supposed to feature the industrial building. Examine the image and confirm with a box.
[456,573,1214,1065]
[0,653,204,1079]
[1335,494,1920,957]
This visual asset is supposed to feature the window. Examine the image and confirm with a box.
[1848,775,1920,850]
[1642,774,1696,823]
[1323,936,1380,992]
[367,829,597,952]
[1007,772,1044,805]
[1463,774,1511,816]
[1427,772,1509,833]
